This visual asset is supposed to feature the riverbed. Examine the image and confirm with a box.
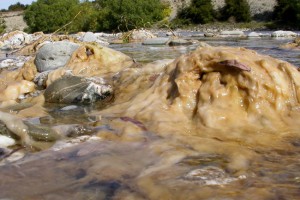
[0,33,300,200]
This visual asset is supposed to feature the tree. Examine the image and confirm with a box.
[94,0,167,32]
[221,0,251,22]
[24,0,95,33]
[8,2,27,11]
[176,0,215,24]
[273,0,300,28]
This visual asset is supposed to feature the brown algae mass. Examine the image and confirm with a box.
[0,43,300,199]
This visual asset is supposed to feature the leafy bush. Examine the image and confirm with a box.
[176,0,215,25]
[273,0,300,28]
[221,0,251,22]
[24,0,96,33]
[8,2,27,11]
[24,0,167,33]
[94,0,168,32]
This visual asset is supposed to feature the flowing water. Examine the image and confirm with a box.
[0,33,300,200]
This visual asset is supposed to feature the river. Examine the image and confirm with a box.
[0,33,300,200]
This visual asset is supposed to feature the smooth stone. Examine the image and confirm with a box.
[168,39,193,46]
[82,32,98,42]
[0,135,15,148]
[191,33,205,37]
[220,30,245,37]
[204,33,216,37]
[44,76,113,104]
[142,37,170,45]
[271,31,297,37]
[35,41,80,72]
[247,32,261,37]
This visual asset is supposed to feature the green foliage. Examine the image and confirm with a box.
[24,0,167,33]
[8,2,27,11]
[176,0,215,25]
[273,0,300,28]
[94,0,167,32]
[0,17,6,34]
[24,0,96,33]
[221,0,251,22]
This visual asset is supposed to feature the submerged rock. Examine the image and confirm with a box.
[168,39,193,46]
[44,76,113,104]
[34,41,80,72]
[142,37,170,45]
[280,37,300,50]
[220,30,245,37]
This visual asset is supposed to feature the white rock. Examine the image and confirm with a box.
[0,135,16,148]
[248,32,261,37]
[0,59,15,68]
[271,30,297,37]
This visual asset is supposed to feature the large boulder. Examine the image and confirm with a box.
[34,41,80,72]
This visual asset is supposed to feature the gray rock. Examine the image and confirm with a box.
[82,32,98,42]
[220,30,245,37]
[142,37,170,45]
[168,39,192,46]
[44,76,113,104]
[35,41,80,72]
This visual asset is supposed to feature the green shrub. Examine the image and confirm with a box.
[273,0,300,28]
[94,0,167,32]
[24,0,96,33]
[8,2,27,11]
[221,0,251,22]
[176,0,215,24]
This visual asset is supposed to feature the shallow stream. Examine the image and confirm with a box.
[0,33,300,200]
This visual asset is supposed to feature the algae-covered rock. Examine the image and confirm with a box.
[44,76,113,104]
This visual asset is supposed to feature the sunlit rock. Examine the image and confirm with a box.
[100,46,300,134]
[0,30,33,49]
[247,32,261,38]
[123,29,156,42]
[271,30,297,37]
[46,43,134,85]
[35,41,80,72]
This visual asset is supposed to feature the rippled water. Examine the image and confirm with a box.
[1,34,300,200]
[112,33,300,67]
